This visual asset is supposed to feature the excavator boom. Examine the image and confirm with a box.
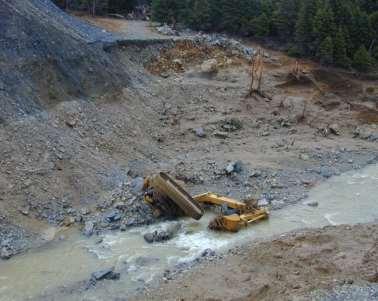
[144,174,269,232]
[194,192,247,210]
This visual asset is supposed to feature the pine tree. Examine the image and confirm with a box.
[313,1,336,44]
[239,0,260,35]
[370,12,378,38]
[273,0,300,40]
[151,0,180,25]
[353,45,373,71]
[149,0,377,71]
[188,0,212,31]
[349,7,372,53]
[330,0,353,27]
[317,36,334,64]
[295,0,318,56]
[252,13,271,37]
[221,0,244,33]
[333,27,350,67]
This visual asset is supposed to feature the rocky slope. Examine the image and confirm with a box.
[0,0,162,258]
[0,0,128,122]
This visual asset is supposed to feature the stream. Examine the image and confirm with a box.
[1,164,378,301]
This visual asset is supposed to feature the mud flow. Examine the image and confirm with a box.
[1,164,377,301]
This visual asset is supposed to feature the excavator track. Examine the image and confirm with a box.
[148,172,204,220]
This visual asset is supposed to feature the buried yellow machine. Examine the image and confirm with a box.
[143,172,269,232]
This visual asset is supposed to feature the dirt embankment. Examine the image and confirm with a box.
[0,1,160,257]
[0,0,129,123]
[132,223,378,301]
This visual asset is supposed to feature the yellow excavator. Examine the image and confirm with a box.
[144,172,269,232]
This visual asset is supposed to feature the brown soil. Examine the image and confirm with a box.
[132,223,378,301]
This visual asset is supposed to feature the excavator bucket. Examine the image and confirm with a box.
[208,209,269,232]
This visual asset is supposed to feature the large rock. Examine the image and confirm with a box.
[156,24,177,36]
[83,221,95,237]
[195,127,206,138]
[91,267,120,282]
[282,96,308,122]
[130,177,145,194]
[0,247,13,260]
[225,161,243,174]
[201,59,218,74]
[354,125,378,141]
[104,209,122,223]
[144,222,182,243]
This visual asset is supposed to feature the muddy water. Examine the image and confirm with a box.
[1,164,378,301]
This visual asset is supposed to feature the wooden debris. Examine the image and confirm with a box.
[277,61,323,93]
[246,49,271,100]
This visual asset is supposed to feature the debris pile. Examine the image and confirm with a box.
[80,178,155,237]
[156,24,178,36]
[147,32,254,76]
[147,40,244,76]
[155,25,256,59]
[191,33,255,59]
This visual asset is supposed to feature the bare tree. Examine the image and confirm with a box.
[247,49,271,100]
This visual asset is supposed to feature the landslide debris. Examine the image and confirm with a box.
[0,1,161,256]
[0,0,129,122]
[147,40,247,76]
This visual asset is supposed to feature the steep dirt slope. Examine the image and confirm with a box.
[0,1,165,257]
[0,0,129,122]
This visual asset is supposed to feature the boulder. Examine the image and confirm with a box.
[282,96,307,122]
[225,161,243,174]
[156,24,177,36]
[0,247,13,260]
[201,59,218,74]
[130,177,144,194]
[304,200,319,207]
[201,248,216,258]
[354,125,378,141]
[91,267,120,282]
[104,209,122,223]
[144,222,181,243]
[214,131,229,139]
[195,127,206,138]
[83,221,95,237]
[329,123,341,135]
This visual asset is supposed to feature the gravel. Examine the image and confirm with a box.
[310,284,378,301]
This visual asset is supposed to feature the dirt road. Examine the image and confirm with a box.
[78,17,177,41]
